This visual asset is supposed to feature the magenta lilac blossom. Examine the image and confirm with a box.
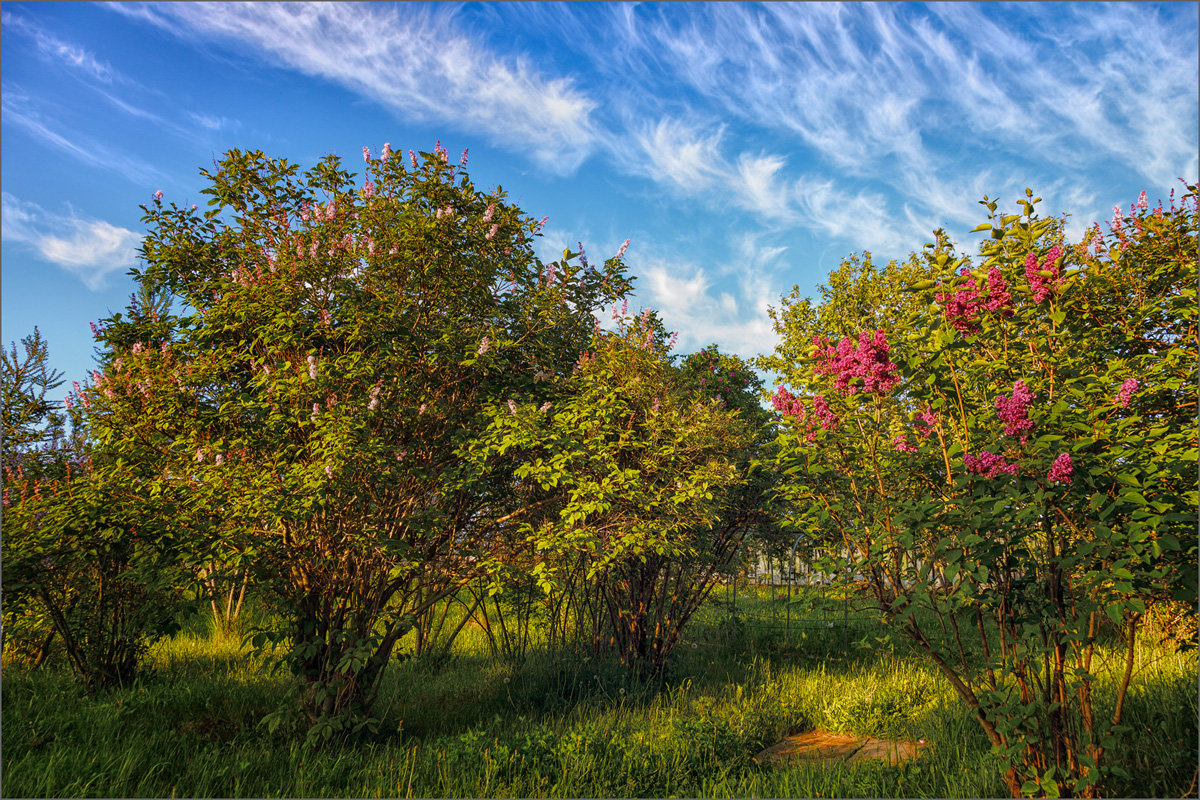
[963,450,1018,478]
[915,405,937,438]
[812,395,839,429]
[812,330,899,395]
[1047,452,1073,483]
[937,268,982,335]
[995,380,1036,440]
[1115,378,1138,407]
[1024,245,1064,303]
[984,268,1014,315]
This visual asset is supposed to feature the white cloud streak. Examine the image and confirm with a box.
[635,232,786,362]
[3,10,234,157]
[2,92,169,186]
[100,2,1195,257]
[1,11,115,84]
[582,3,1196,250]
[110,2,599,173]
[2,193,142,290]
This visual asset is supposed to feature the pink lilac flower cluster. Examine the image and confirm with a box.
[937,268,1013,336]
[984,268,1013,315]
[914,405,937,439]
[615,239,630,260]
[1047,452,1073,483]
[1115,378,1138,408]
[962,450,1018,478]
[893,434,918,454]
[811,395,839,429]
[771,386,805,418]
[995,380,1036,441]
[936,268,981,335]
[1109,206,1124,238]
[1024,245,1064,303]
[812,330,899,395]
[771,387,816,442]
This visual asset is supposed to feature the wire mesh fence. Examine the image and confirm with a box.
[715,532,884,649]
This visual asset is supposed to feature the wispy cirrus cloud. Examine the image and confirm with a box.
[2,91,169,186]
[926,3,1198,189]
[611,113,921,253]
[635,232,787,362]
[2,193,142,290]
[1,11,115,84]
[627,2,1198,190]
[622,117,727,195]
[188,112,241,132]
[3,10,238,153]
[109,2,600,174]
[92,1,1196,260]
[575,3,1196,250]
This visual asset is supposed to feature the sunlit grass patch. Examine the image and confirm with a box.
[3,588,1195,798]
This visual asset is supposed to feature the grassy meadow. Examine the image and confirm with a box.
[3,586,1196,798]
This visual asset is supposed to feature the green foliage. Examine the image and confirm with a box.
[2,460,193,688]
[88,145,629,739]
[758,249,943,392]
[2,329,192,687]
[462,314,762,671]
[766,186,1198,797]
[1,327,69,474]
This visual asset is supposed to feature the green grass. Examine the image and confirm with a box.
[3,591,1195,798]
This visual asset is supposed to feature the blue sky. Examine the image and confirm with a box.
[3,2,1197,390]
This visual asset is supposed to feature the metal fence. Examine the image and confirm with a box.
[722,532,881,647]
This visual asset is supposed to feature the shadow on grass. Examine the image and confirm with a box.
[3,602,1195,798]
